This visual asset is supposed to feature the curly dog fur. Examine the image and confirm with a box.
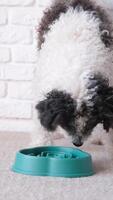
[32,0,113,147]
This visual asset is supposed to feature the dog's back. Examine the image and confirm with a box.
[36,0,113,101]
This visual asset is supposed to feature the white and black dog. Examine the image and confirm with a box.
[32,0,113,147]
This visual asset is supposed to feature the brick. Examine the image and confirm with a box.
[0,48,10,62]
[0,26,33,44]
[0,0,35,6]
[9,8,43,26]
[12,46,37,63]
[36,0,52,7]
[0,8,7,24]
[4,64,35,81]
[0,119,33,133]
[0,67,4,79]
[0,99,32,119]
[8,82,34,100]
[0,82,6,97]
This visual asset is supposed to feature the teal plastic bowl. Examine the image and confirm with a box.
[12,146,94,178]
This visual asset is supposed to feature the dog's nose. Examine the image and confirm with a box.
[73,142,83,147]
[72,136,83,147]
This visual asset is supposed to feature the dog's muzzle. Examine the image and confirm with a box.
[72,136,83,147]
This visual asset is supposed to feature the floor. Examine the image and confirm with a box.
[1,132,113,200]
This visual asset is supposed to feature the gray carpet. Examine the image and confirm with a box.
[1,133,113,200]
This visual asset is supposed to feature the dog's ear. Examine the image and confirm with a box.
[99,86,113,131]
[86,75,113,132]
[79,74,113,133]
[35,90,76,131]
[35,99,61,131]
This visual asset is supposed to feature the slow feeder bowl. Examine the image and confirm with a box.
[12,146,94,178]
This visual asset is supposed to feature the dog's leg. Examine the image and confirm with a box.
[30,108,53,147]
[87,124,113,158]
[87,124,113,145]
[103,128,113,158]
[86,124,106,145]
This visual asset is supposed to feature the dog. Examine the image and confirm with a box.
[31,0,113,147]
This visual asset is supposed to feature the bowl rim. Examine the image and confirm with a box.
[18,146,92,161]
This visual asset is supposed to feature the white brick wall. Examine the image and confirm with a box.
[0,0,53,133]
[0,0,112,134]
